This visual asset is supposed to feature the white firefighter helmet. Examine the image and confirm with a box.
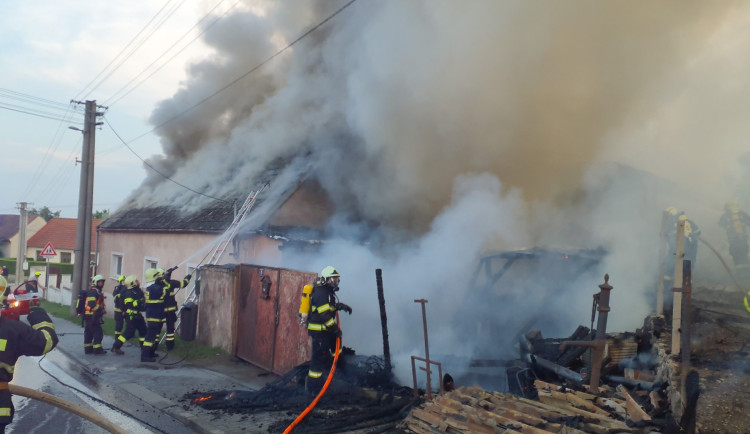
[320,266,340,280]
[123,275,139,289]
[145,268,164,283]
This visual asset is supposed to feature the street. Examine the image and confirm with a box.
[9,349,156,433]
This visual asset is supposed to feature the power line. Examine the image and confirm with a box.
[103,116,230,203]
[126,0,357,144]
[75,0,183,100]
[105,0,240,107]
[0,103,79,123]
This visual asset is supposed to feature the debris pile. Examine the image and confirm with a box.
[184,352,415,433]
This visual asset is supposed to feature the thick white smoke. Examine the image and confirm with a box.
[125,1,750,386]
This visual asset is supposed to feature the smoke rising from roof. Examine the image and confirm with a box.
[127,1,750,386]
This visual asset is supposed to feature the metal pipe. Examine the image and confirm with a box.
[375,269,392,375]
[525,353,583,383]
[561,274,613,394]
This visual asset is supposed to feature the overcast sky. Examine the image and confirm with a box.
[0,0,239,217]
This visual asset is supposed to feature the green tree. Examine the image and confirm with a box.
[29,206,61,222]
[93,209,110,219]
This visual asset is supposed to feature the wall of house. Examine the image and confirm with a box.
[236,234,283,266]
[7,217,46,260]
[96,231,219,314]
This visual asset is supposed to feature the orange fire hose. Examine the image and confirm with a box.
[284,314,342,434]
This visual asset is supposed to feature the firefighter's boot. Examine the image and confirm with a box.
[111,347,124,355]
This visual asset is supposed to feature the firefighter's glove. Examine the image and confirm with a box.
[336,303,353,315]
[333,328,343,339]
[27,306,53,328]
[185,274,192,281]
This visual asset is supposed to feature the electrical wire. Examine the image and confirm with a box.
[103,115,230,203]
[105,0,240,107]
[74,0,182,101]
[126,0,357,144]
[84,0,190,99]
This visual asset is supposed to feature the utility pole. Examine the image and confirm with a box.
[70,100,103,316]
[15,202,29,286]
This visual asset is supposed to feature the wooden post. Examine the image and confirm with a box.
[671,220,685,355]
[656,210,671,315]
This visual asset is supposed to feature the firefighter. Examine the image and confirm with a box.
[0,306,58,432]
[679,214,701,270]
[83,275,107,355]
[0,270,6,307]
[111,276,148,355]
[112,275,126,344]
[719,201,750,279]
[25,271,44,294]
[161,267,191,351]
[306,266,352,395]
[141,268,168,362]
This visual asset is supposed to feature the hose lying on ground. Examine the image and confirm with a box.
[9,384,129,434]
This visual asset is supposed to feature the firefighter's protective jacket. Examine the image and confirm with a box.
[123,286,145,317]
[163,276,190,314]
[112,284,126,314]
[84,286,105,317]
[145,281,168,322]
[307,283,340,334]
[0,307,58,422]
[744,289,750,315]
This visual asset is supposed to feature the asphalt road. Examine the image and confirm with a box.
[9,349,163,433]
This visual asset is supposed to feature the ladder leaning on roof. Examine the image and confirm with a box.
[164,184,269,343]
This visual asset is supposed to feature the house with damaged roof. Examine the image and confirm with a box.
[96,175,333,368]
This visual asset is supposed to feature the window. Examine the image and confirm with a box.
[144,257,159,281]
[35,250,44,261]
[111,253,123,277]
[61,252,72,263]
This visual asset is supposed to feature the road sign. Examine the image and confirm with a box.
[40,242,57,257]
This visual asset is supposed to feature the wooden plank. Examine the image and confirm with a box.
[537,388,610,416]
[534,380,598,401]
[617,385,651,423]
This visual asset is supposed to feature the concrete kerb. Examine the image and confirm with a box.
[46,314,266,433]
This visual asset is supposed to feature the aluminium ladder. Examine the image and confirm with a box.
[163,184,268,342]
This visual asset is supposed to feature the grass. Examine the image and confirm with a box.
[39,300,227,361]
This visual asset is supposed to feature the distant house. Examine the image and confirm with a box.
[96,177,334,298]
[0,214,45,258]
[26,217,103,264]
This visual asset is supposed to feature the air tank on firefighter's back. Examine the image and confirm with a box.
[298,284,313,325]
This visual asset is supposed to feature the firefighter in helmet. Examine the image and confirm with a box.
[719,200,750,280]
[141,268,167,362]
[111,276,148,355]
[0,306,58,431]
[83,275,107,355]
[112,275,127,344]
[161,267,191,351]
[306,266,352,395]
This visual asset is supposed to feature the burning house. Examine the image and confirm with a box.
[87,1,750,431]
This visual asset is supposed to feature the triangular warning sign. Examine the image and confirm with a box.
[40,242,57,257]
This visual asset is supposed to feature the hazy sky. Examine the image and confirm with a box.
[0,0,238,217]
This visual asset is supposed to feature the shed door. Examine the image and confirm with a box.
[235,265,279,371]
